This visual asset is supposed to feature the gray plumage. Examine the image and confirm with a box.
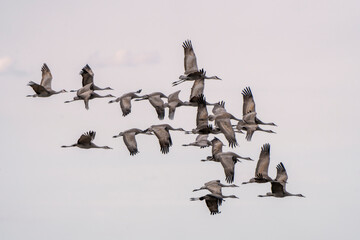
[258,162,305,198]
[27,63,67,97]
[113,128,152,156]
[135,92,168,120]
[61,131,112,149]
[109,89,143,116]
[242,143,273,184]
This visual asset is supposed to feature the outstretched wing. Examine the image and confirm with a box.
[80,64,94,87]
[255,143,271,179]
[40,63,53,91]
[242,87,256,115]
[183,40,198,75]
[77,131,96,145]
[274,162,288,184]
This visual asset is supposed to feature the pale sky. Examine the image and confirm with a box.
[1,0,359,239]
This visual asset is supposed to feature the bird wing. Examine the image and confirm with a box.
[242,112,257,124]
[244,125,256,141]
[80,64,94,86]
[206,184,222,195]
[219,154,236,183]
[196,94,209,129]
[28,81,49,94]
[211,138,224,156]
[123,132,138,155]
[120,96,132,116]
[216,118,238,148]
[204,195,221,215]
[168,90,181,103]
[149,95,165,120]
[242,87,256,115]
[153,127,172,154]
[40,63,53,91]
[212,101,227,115]
[195,134,209,142]
[190,79,205,101]
[183,40,198,74]
[255,143,271,179]
[77,131,95,145]
[275,162,288,184]
[271,181,285,196]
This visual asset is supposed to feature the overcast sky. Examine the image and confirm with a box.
[1,0,359,239]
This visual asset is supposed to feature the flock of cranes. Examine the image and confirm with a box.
[27,39,304,215]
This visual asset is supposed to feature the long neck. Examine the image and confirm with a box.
[61,144,77,148]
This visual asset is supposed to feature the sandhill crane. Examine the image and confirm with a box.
[241,87,276,126]
[70,64,113,92]
[214,152,253,183]
[193,180,238,195]
[208,102,242,148]
[65,83,114,110]
[27,63,67,97]
[190,193,238,215]
[61,131,112,149]
[243,143,273,184]
[174,68,221,102]
[135,92,168,120]
[113,128,152,156]
[164,90,197,120]
[109,89,143,116]
[258,162,305,198]
[144,124,185,154]
[182,134,211,148]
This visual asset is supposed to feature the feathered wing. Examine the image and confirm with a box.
[80,64,94,87]
[153,127,172,154]
[28,81,48,94]
[120,96,132,116]
[77,131,95,145]
[195,94,209,129]
[123,132,138,155]
[242,87,256,115]
[219,155,236,183]
[255,143,272,180]
[183,40,198,75]
[274,162,288,184]
[216,118,238,148]
[40,63,53,91]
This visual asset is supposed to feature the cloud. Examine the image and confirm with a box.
[0,57,12,72]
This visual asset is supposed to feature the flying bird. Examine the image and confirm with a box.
[27,63,67,97]
[113,128,152,155]
[65,83,114,110]
[258,162,305,198]
[109,89,143,116]
[70,64,113,92]
[190,193,238,215]
[144,124,185,154]
[135,92,168,120]
[164,90,197,120]
[242,143,273,184]
[182,134,211,148]
[241,87,276,126]
[61,131,112,149]
[193,180,238,195]
[213,152,253,183]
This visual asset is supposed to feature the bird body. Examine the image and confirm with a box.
[190,193,238,215]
